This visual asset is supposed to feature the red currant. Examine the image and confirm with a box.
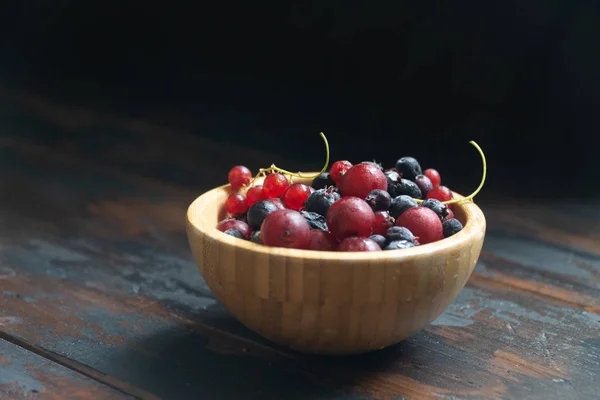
[228,165,252,191]
[339,162,388,199]
[260,209,310,249]
[216,218,252,239]
[329,160,353,185]
[225,194,248,216]
[307,230,337,251]
[373,210,394,236]
[263,173,290,198]
[326,197,375,240]
[246,185,267,206]
[283,183,312,210]
[395,206,443,245]
[424,168,441,188]
[426,185,453,202]
[338,237,381,252]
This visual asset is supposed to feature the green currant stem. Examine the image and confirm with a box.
[414,140,487,205]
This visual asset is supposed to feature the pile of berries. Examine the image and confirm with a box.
[216,150,473,252]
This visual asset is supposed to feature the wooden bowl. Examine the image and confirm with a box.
[186,175,486,355]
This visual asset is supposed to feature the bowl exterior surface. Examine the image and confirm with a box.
[187,179,485,355]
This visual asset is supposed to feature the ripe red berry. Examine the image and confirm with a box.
[246,185,267,206]
[228,165,252,191]
[339,162,388,199]
[260,209,310,249]
[446,208,455,220]
[329,160,353,185]
[263,173,290,198]
[326,197,375,240]
[395,206,443,245]
[225,194,248,216]
[426,185,453,202]
[216,218,252,239]
[307,230,337,251]
[373,211,394,236]
[424,168,441,188]
[283,183,312,210]
[338,237,381,252]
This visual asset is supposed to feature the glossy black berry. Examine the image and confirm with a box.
[389,195,418,219]
[369,234,386,249]
[385,171,401,197]
[384,240,416,250]
[311,172,336,190]
[224,229,245,239]
[304,188,341,217]
[395,156,422,181]
[385,226,416,243]
[247,200,278,230]
[396,179,422,198]
[365,189,392,211]
[414,175,433,198]
[300,210,328,231]
[421,199,449,220]
[249,231,262,244]
[443,219,464,238]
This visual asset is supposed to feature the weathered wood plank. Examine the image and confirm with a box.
[0,140,599,399]
[0,338,133,400]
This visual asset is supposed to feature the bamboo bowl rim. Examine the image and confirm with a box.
[187,176,486,262]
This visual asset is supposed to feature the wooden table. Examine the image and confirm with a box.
[1,91,599,400]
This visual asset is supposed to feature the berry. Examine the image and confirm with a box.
[395,157,422,181]
[340,163,388,199]
[385,226,416,243]
[368,234,386,249]
[261,209,310,249]
[250,230,263,244]
[421,198,449,220]
[384,240,416,251]
[424,168,441,188]
[414,175,433,198]
[385,171,421,198]
[395,207,443,245]
[427,185,453,202]
[326,197,375,240]
[300,210,328,231]
[446,208,455,220]
[307,230,337,251]
[338,237,381,252]
[263,173,290,198]
[311,172,336,190]
[362,161,384,171]
[247,200,279,230]
[228,165,252,191]
[283,183,312,210]
[389,195,418,219]
[246,185,267,206]
[373,211,394,236]
[443,219,464,238]
[304,188,341,217]
[225,194,249,217]
[224,229,245,239]
[216,218,252,239]
[266,197,286,210]
[365,189,392,211]
[329,160,353,185]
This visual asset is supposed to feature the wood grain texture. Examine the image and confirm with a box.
[0,338,132,400]
[187,177,486,354]
[1,90,599,399]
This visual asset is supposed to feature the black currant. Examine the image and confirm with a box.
[311,172,336,190]
[300,210,328,231]
[443,219,464,238]
[384,240,416,250]
[250,230,263,244]
[385,226,416,244]
[395,156,423,181]
[368,234,386,249]
[389,195,418,219]
[224,229,245,239]
[421,199,449,220]
[304,188,341,217]
[414,174,433,198]
[365,189,392,211]
[247,200,279,230]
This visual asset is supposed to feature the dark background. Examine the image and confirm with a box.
[1,1,599,198]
